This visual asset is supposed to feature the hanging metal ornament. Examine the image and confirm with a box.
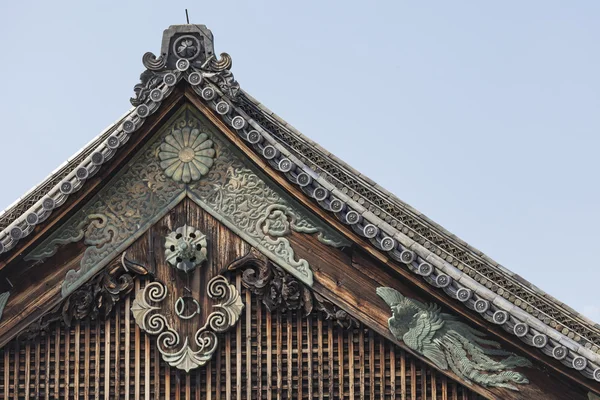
[164,225,207,273]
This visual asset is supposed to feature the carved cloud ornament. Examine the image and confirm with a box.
[19,253,151,341]
[131,275,243,372]
[377,287,531,391]
[229,249,360,329]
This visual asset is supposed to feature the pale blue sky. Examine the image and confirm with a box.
[0,1,598,322]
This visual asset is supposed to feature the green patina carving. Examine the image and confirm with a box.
[25,105,348,297]
[158,126,216,183]
[0,291,9,321]
[377,287,531,391]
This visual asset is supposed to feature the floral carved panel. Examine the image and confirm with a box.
[23,104,348,298]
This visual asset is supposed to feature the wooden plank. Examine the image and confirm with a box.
[327,320,334,400]
[317,318,323,400]
[379,339,385,400]
[145,289,151,400]
[125,295,130,400]
[104,319,110,400]
[422,365,427,400]
[410,358,416,400]
[35,338,41,400]
[154,286,161,400]
[64,328,70,400]
[55,328,60,400]
[307,315,313,400]
[45,332,51,400]
[277,312,283,400]
[95,324,100,400]
[359,328,364,400]
[4,345,9,398]
[216,343,222,399]
[165,365,170,400]
[210,314,217,398]
[442,375,448,400]
[400,350,406,400]
[84,323,91,400]
[135,279,140,400]
[74,323,80,400]
[186,373,191,400]
[246,290,252,400]
[236,274,242,400]
[349,329,355,400]
[431,367,437,400]
[257,297,262,397]
[114,305,120,398]
[267,311,272,400]
[24,341,30,400]
[195,352,201,400]
[369,330,375,400]
[390,342,395,400]
[338,326,344,399]
[14,341,18,399]
[287,310,293,400]
[226,328,231,400]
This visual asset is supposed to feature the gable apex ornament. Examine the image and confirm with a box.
[132,24,239,108]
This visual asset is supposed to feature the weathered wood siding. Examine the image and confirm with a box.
[0,272,482,400]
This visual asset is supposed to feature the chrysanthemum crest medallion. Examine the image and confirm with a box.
[158,124,215,183]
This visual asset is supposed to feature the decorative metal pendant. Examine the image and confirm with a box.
[165,225,207,273]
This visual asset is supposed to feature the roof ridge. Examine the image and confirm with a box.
[239,91,600,334]
[0,109,133,230]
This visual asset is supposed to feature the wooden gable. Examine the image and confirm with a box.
[0,24,597,400]
[0,200,487,399]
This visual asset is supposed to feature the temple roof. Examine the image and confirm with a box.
[0,23,599,388]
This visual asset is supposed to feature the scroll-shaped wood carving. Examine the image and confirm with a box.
[377,287,531,391]
[131,275,243,372]
[228,249,359,329]
[19,253,151,340]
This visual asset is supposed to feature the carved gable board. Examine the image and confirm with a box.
[0,203,484,398]
[0,24,597,399]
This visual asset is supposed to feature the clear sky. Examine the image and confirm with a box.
[0,1,598,322]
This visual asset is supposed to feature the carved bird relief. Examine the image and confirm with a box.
[377,287,531,391]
